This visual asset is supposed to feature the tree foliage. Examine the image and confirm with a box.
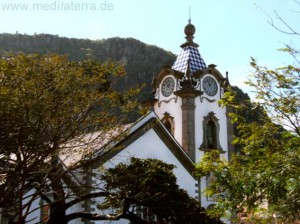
[100,158,223,224]
[0,53,140,223]
[196,47,300,223]
[249,50,300,135]
[0,34,176,100]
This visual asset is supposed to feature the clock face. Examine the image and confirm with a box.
[202,76,218,96]
[161,77,175,97]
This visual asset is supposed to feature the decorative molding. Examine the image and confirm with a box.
[202,64,224,82]
[174,88,202,98]
[152,67,184,89]
[199,112,225,153]
[158,96,177,107]
[200,96,216,103]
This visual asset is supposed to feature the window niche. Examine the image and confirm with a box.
[161,112,174,135]
[200,112,224,152]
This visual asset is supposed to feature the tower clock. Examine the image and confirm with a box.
[161,77,175,97]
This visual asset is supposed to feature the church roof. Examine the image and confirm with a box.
[172,46,206,73]
[89,112,196,176]
[60,112,195,177]
[172,21,206,73]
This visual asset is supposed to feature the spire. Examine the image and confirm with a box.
[188,5,191,24]
[172,21,206,73]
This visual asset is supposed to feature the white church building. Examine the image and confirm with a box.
[0,21,233,224]
[79,20,233,223]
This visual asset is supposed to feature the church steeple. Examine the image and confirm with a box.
[169,21,206,161]
[172,20,206,74]
[153,19,232,209]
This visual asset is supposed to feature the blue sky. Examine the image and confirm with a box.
[0,0,299,95]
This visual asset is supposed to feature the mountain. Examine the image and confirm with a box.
[0,32,264,142]
[0,33,176,99]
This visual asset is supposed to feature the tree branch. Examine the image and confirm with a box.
[66,197,150,223]
[267,10,299,35]
[65,191,110,209]
[65,212,124,221]
[65,211,150,223]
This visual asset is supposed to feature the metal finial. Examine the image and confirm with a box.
[188,6,191,24]
[181,7,199,48]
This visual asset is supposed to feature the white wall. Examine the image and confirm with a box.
[105,129,197,198]
[16,186,84,224]
[90,128,198,224]
[154,73,230,210]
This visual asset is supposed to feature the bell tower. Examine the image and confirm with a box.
[152,19,233,210]
[152,20,231,166]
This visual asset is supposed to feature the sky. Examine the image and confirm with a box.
[0,0,299,95]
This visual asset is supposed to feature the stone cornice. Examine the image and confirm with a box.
[174,88,202,98]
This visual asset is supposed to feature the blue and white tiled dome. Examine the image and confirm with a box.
[172,21,206,73]
[172,46,206,73]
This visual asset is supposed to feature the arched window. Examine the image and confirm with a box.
[161,112,174,135]
[163,119,172,134]
[207,120,217,149]
[200,112,223,152]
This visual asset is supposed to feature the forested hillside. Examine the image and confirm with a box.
[0,33,254,113]
[0,33,176,99]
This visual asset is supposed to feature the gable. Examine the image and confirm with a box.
[94,115,195,177]
[96,115,198,200]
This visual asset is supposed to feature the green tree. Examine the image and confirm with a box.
[97,158,223,224]
[196,48,300,223]
[249,52,300,136]
[0,53,140,223]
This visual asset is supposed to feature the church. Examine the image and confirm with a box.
[77,20,233,223]
[0,20,233,224]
